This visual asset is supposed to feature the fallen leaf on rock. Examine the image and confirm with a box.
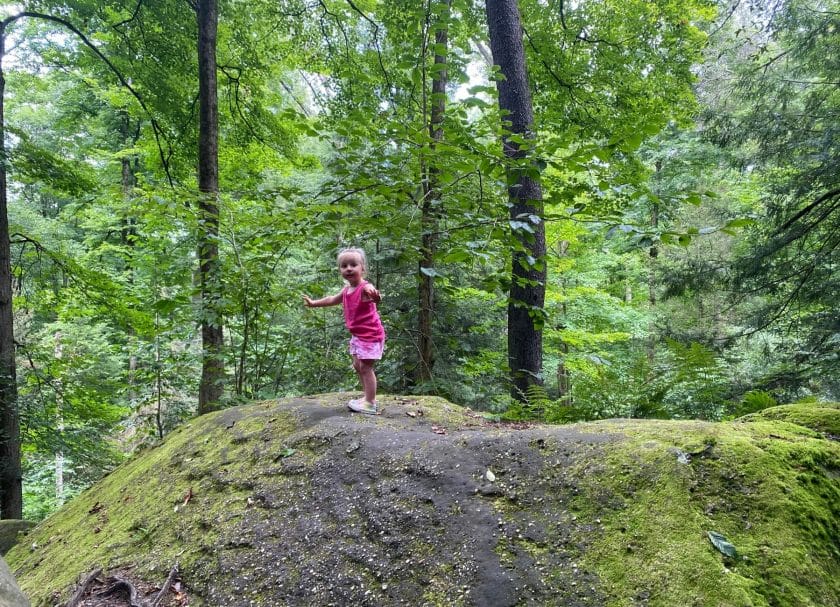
[406,411,417,418]
[485,470,496,482]
[707,530,738,558]
[431,425,447,435]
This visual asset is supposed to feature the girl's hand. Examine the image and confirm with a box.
[303,295,315,307]
[363,283,381,303]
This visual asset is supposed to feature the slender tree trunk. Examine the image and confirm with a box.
[53,332,64,506]
[155,311,164,440]
[196,0,224,414]
[418,0,451,383]
[485,0,546,400]
[0,24,22,518]
[647,160,661,365]
[237,300,248,396]
[121,133,139,404]
[555,240,570,401]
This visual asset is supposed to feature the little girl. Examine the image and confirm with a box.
[303,247,385,414]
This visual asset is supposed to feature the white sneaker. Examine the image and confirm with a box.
[347,399,378,415]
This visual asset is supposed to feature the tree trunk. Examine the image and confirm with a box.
[0,23,22,518]
[555,240,570,401]
[647,160,661,365]
[121,128,139,404]
[485,0,546,401]
[53,332,64,506]
[196,0,224,414]
[417,0,451,384]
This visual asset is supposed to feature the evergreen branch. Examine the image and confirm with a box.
[774,188,840,235]
[708,0,742,39]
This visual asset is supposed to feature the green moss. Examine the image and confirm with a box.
[6,403,304,605]
[571,409,840,607]
[742,402,840,436]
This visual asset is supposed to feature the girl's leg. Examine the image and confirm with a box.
[351,356,363,395]
[357,358,377,404]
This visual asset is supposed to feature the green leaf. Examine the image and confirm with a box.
[707,531,738,558]
[509,220,535,234]
[725,218,756,229]
[443,250,471,263]
[420,267,439,277]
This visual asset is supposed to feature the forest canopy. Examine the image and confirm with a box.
[0,0,835,520]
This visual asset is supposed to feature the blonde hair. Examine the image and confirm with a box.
[337,247,367,271]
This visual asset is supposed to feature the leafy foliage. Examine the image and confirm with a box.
[0,0,835,520]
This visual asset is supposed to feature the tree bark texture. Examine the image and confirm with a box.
[418,0,451,383]
[485,0,546,400]
[197,0,224,414]
[0,24,22,518]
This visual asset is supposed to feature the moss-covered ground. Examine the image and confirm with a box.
[571,403,839,606]
[5,396,838,607]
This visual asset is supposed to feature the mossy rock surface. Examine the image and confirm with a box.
[6,395,839,607]
[0,520,36,556]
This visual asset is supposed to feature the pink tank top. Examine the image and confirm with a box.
[342,281,385,341]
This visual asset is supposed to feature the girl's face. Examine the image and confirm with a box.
[338,253,364,286]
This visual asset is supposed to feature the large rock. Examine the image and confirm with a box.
[0,555,29,607]
[5,395,840,606]
[0,520,36,555]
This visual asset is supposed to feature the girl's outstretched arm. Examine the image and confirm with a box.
[303,292,342,307]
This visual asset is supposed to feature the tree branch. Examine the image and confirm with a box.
[775,188,840,234]
[1,11,175,187]
[344,0,391,94]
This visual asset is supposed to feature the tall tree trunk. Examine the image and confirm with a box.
[196,0,224,414]
[53,332,64,506]
[0,23,22,519]
[417,0,451,383]
[647,160,661,365]
[556,240,570,401]
[121,123,139,404]
[485,0,546,401]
